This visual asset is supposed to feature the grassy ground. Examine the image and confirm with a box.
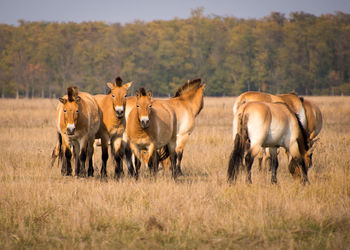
[0,96,349,249]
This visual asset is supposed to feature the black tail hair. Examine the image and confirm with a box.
[228,134,244,182]
[157,146,170,162]
[228,113,248,182]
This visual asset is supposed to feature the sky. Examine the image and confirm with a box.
[0,0,349,25]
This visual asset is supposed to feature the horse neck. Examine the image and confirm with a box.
[176,88,203,116]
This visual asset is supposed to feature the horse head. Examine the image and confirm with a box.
[107,77,133,119]
[135,87,153,129]
[59,86,81,136]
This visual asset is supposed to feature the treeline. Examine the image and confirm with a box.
[0,9,349,98]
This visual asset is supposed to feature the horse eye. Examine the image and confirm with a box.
[63,109,67,113]
[76,110,79,113]
[149,105,152,108]
[136,105,139,108]
[112,94,115,98]
[124,95,127,98]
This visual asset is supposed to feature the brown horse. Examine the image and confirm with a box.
[94,77,133,178]
[233,91,308,170]
[302,98,323,146]
[289,98,323,176]
[56,87,101,176]
[123,79,205,176]
[228,101,312,184]
[126,88,177,178]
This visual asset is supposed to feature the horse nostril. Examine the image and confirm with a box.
[67,128,75,135]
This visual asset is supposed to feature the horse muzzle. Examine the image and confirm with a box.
[140,117,150,129]
[116,110,124,119]
[66,124,76,135]
[115,106,124,119]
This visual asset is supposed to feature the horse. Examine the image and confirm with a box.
[123,78,205,176]
[301,98,323,146]
[289,98,323,176]
[56,86,101,177]
[126,88,178,179]
[228,101,312,184]
[93,77,133,179]
[232,91,308,171]
[164,78,205,175]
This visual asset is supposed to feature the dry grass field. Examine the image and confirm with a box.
[0,96,349,249]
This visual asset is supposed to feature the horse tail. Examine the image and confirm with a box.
[51,132,63,167]
[158,146,170,162]
[228,111,248,182]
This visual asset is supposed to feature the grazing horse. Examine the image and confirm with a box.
[233,91,308,170]
[94,77,133,178]
[228,101,312,184]
[289,98,323,176]
[57,87,101,176]
[127,88,178,178]
[302,98,323,146]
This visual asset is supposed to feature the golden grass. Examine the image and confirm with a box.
[0,97,349,249]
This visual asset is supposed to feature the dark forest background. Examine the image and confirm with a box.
[0,9,349,98]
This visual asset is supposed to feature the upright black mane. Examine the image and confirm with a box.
[67,86,78,102]
[173,78,201,97]
[139,87,147,96]
[115,77,123,87]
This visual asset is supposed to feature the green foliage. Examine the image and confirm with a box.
[0,11,349,97]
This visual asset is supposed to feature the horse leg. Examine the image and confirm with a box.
[124,142,135,177]
[112,137,124,179]
[51,133,62,167]
[78,140,88,177]
[244,151,253,184]
[129,142,141,180]
[145,144,155,177]
[175,134,189,176]
[87,139,94,177]
[269,147,279,184]
[257,148,264,171]
[150,150,158,177]
[100,135,109,178]
[62,145,72,176]
[244,144,261,184]
[71,142,81,177]
[134,157,141,180]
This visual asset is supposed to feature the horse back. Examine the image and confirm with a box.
[233,91,283,115]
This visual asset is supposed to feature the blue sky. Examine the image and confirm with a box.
[0,0,349,25]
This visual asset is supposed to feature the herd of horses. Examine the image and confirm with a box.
[51,77,322,185]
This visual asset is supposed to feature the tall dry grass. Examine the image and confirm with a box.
[0,97,349,249]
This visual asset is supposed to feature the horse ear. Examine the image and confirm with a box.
[75,96,81,103]
[201,83,207,90]
[107,82,115,90]
[135,90,140,98]
[59,97,67,104]
[146,90,152,98]
[124,81,133,90]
